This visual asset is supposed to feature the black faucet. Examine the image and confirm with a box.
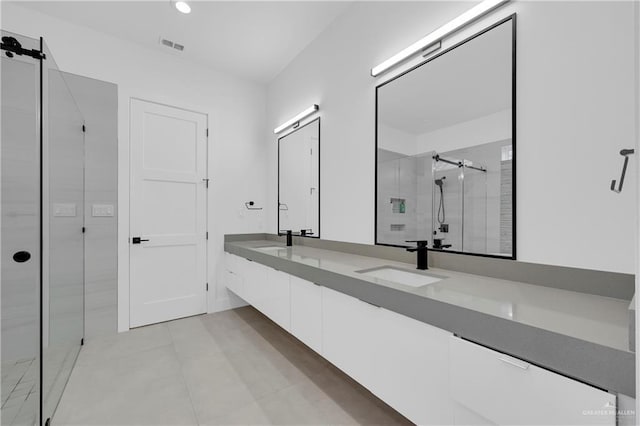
[278,230,293,246]
[406,240,429,270]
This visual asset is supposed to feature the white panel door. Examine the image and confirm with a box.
[130,99,207,328]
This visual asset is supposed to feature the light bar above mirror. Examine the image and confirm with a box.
[371,0,509,77]
[273,104,319,134]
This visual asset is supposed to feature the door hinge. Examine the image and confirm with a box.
[81,338,84,346]
[203,178,209,188]
[206,283,209,291]
[206,232,209,240]
[206,128,209,137]
[82,124,86,133]
[82,226,86,233]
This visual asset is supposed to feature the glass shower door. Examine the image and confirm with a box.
[41,41,85,424]
[1,31,42,426]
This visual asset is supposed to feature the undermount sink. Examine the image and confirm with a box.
[256,246,288,252]
[357,267,444,288]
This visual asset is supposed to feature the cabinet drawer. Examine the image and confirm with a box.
[224,270,243,298]
[450,337,616,425]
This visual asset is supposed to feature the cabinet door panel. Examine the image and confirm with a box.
[374,308,453,425]
[243,260,267,310]
[290,276,322,354]
[321,286,377,390]
[265,268,290,331]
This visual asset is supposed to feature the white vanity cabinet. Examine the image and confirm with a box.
[321,286,453,425]
[321,286,379,391]
[450,336,616,426]
[374,307,453,425]
[264,267,290,332]
[224,252,245,298]
[289,276,322,354]
[237,258,290,332]
[224,251,618,426]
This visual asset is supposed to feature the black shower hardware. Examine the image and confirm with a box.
[300,229,314,236]
[1,36,45,59]
[406,240,429,270]
[279,202,289,211]
[245,201,262,210]
[610,149,634,193]
[432,239,452,250]
[435,176,448,232]
[433,154,486,172]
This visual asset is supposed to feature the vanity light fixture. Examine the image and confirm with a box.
[273,104,319,134]
[174,1,191,14]
[370,0,509,77]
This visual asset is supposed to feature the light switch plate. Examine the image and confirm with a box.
[92,204,114,217]
[53,203,77,217]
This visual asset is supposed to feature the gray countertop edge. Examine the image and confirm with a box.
[225,241,635,397]
[224,233,635,301]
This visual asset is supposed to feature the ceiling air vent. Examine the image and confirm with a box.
[159,37,184,52]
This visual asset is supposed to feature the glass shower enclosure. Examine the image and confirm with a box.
[1,31,85,426]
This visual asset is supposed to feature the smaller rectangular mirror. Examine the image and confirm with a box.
[278,118,320,237]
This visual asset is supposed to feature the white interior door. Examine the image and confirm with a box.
[130,99,207,328]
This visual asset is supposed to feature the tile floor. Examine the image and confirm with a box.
[53,306,412,425]
[2,357,38,425]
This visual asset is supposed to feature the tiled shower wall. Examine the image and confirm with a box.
[63,72,118,339]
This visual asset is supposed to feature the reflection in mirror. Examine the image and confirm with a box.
[376,17,515,258]
[278,118,320,237]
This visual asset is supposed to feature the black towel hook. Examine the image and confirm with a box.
[611,148,634,193]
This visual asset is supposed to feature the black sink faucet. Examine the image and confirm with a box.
[278,230,293,246]
[406,240,429,270]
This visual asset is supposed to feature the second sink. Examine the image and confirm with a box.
[357,266,444,288]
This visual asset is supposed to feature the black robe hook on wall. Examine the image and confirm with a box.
[610,149,635,193]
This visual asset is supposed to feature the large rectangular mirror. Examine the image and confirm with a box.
[376,16,515,258]
[278,118,320,237]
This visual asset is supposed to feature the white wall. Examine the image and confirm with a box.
[267,1,638,274]
[2,3,267,332]
[416,109,511,155]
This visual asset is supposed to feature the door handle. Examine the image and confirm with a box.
[498,356,530,370]
[131,237,149,244]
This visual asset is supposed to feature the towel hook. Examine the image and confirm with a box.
[611,149,635,193]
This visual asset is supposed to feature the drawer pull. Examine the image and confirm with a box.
[359,298,382,308]
[498,356,530,370]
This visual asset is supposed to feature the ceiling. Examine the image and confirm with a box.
[378,19,513,135]
[17,1,351,83]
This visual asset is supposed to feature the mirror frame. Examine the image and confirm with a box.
[277,116,321,238]
[374,14,517,260]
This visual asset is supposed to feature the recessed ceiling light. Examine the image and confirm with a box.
[174,1,191,14]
